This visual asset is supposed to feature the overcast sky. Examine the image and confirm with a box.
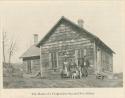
[0,1,125,72]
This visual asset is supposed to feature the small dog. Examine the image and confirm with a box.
[71,70,80,79]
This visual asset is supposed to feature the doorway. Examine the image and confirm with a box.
[51,52,57,70]
[27,60,31,73]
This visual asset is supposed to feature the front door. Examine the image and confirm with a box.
[27,60,31,73]
[51,52,57,70]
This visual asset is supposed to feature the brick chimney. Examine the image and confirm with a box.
[33,34,38,44]
[77,19,84,28]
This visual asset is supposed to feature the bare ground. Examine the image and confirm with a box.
[3,75,123,88]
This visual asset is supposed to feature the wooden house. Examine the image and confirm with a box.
[37,16,114,78]
[20,34,40,74]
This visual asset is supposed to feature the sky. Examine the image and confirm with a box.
[0,1,125,73]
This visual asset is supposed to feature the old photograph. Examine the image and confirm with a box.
[0,1,124,89]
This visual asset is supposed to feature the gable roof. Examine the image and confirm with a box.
[37,16,115,54]
[20,44,40,58]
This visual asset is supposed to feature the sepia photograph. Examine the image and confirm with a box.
[0,0,125,98]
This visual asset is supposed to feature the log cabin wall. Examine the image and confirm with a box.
[101,48,113,72]
[39,22,96,77]
[95,44,113,73]
[38,17,114,78]
[22,57,40,74]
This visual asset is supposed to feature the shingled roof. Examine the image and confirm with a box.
[37,16,115,54]
[20,44,40,58]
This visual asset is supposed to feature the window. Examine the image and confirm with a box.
[78,49,87,58]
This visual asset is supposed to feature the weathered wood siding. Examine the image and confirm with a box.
[39,21,113,77]
[23,59,40,74]
[39,22,95,77]
[38,17,114,78]
[43,23,90,44]
[31,59,40,74]
[101,48,113,72]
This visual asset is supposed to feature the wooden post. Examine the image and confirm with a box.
[56,52,59,67]
[75,50,78,65]
[97,47,101,73]
[49,52,52,69]
[110,54,113,72]
[40,46,43,77]
[101,50,103,72]
[93,41,97,74]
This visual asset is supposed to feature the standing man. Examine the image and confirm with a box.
[84,56,89,77]
[80,56,89,78]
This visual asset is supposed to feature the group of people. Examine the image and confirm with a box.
[61,56,90,79]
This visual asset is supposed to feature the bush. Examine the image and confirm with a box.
[3,63,23,77]
[12,67,23,77]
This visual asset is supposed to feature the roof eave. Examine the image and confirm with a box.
[95,37,115,54]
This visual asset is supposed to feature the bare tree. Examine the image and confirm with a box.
[2,31,6,63]
[8,40,16,66]
[2,30,16,65]
[2,17,17,65]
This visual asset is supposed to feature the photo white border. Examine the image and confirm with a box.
[0,0,125,98]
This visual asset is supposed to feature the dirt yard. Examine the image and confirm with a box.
[3,63,123,88]
[3,74,123,88]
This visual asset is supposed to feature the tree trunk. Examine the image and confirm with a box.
[2,32,6,63]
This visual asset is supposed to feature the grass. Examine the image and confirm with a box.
[3,63,123,88]
[3,74,123,88]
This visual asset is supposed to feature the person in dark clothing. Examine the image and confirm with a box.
[79,56,89,78]
[69,59,77,72]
